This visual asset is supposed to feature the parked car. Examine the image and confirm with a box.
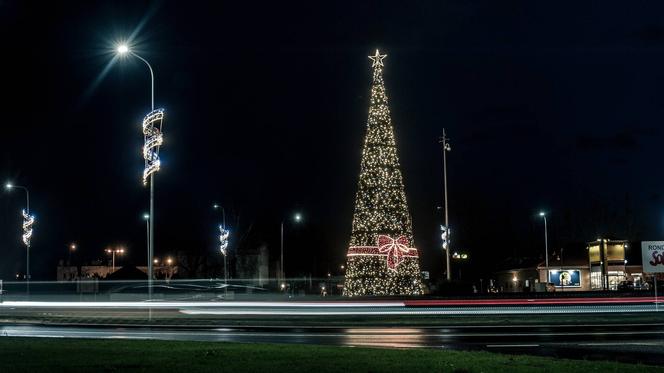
[617,281,634,291]
[634,282,650,291]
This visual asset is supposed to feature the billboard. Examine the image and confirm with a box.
[642,241,664,273]
[548,269,581,287]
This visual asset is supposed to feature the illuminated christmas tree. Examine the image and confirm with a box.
[343,50,423,296]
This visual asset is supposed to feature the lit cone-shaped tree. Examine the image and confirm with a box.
[343,50,423,296]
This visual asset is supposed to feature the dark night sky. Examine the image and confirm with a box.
[1,1,663,281]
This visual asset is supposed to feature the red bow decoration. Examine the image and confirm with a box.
[378,235,410,271]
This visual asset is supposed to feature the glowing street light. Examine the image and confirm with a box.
[68,243,77,264]
[142,212,150,270]
[5,182,33,283]
[280,212,303,283]
[105,247,125,272]
[539,211,549,277]
[114,43,165,296]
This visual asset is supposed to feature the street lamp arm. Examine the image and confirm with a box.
[10,185,30,213]
[131,52,155,111]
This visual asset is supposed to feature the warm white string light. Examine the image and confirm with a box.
[142,109,165,185]
[343,50,423,296]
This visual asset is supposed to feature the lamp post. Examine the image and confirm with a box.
[539,211,549,281]
[439,130,452,281]
[5,183,33,284]
[452,252,468,280]
[281,212,302,287]
[116,44,164,295]
[68,243,77,264]
[105,247,125,272]
[142,213,150,272]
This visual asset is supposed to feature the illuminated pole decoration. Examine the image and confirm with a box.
[142,109,164,185]
[116,44,164,293]
[213,204,229,285]
[5,183,33,282]
[22,210,35,248]
[343,50,423,296]
[219,225,229,284]
[441,224,450,269]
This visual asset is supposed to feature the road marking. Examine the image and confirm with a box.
[578,342,664,346]
[486,344,540,348]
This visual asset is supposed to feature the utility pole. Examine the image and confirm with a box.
[439,129,452,281]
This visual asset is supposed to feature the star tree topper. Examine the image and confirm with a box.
[368,49,387,68]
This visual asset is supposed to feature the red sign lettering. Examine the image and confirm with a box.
[650,251,664,266]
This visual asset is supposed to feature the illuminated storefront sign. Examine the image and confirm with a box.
[642,241,664,273]
[548,269,581,287]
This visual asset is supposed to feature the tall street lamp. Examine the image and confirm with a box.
[68,243,77,264]
[5,183,33,283]
[439,129,452,281]
[142,213,150,270]
[105,247,125,273]
[116,44,165,293]
[539,211,549,280]
[281,212,302,286]
[452,252,469,280]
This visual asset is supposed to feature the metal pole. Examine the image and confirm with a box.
[112,251,116,272]
[656,276,659,312]
[22,187,30,284]
[440,129,451,281]
[222,207,227,285]
[133,53,155,112]
[560,248,564,292]
[280,221,284,285]
[543,216,549,280]
[149,174,154,298]
[134,52,155,297]
[14,186,31,290]
[146,217,150,272]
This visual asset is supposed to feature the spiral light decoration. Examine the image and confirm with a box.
[22,209,34,247]
[142,108,165,185]
[219,225,230,256]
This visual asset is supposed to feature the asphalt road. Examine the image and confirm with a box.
[3,299,664,365]
[2,323,664,365]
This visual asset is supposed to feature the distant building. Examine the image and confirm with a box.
[494,239,649,292]
[56,263,178,281]
[235,244,269,286]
